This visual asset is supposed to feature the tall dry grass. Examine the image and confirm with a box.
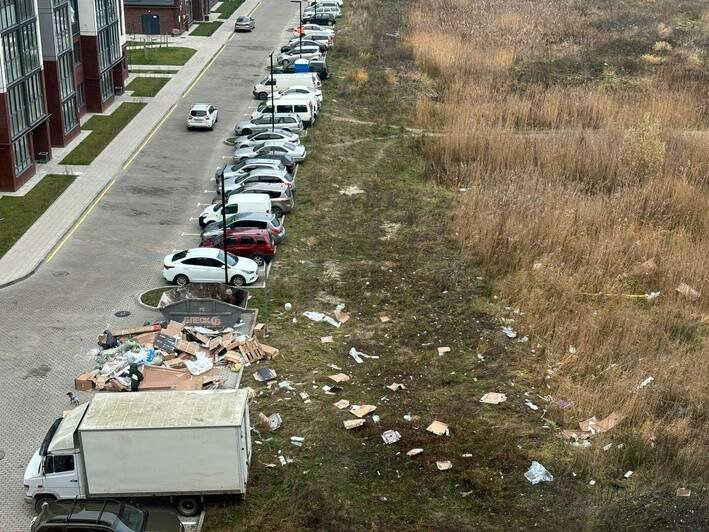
[407,0,709,479]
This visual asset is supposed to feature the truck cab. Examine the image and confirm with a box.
[24,405,89,511]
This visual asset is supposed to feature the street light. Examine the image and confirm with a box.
[290,0,302,57]
[268,51,276,131]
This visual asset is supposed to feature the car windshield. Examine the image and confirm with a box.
[191,110,207,117]
[236,16,250,22]
[216,250,238,266]
[254,116,273,124]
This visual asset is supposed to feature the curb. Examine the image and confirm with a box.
[136,286,171,310]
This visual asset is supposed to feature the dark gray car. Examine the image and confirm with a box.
[202,212,286,243]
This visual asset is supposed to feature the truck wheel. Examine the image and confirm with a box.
[34,495,56,513]
[176,496,201,517]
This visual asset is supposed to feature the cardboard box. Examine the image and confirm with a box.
[112,324,162,337]
[74,371,95,392]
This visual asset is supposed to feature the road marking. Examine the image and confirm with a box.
[182,40,229,98]
[123,103,178,170]
[248,1,261,16]
[181,232,202,237]
[197,202,211,206]
[222,156,233,159]
[204,190,217,193]
[46,179,117,262]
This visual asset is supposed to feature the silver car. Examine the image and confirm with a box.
[223,167,295,195]
[233,114,304,136]
[237,182,294,217]
[234,129,300,149]
[217,159,288,183]
[234,141,306,163]
[234,15,255,31]
[202,212,286,243]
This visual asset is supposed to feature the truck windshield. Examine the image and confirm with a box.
[115,504,145,532]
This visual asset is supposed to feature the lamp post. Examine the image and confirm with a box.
[290,0,302,57]
[269,51,276,131]
[220,171,229,285]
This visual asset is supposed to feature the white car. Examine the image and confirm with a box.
[294,23,336,37]
[162,248,258,286]
[187,103,218,130]
[234,141,307,163]
[276,85,323,105]
[303,6,341,17]
[278,48,322,66]
[234,129,301,149]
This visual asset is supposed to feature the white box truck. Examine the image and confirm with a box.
[24,389,251,516]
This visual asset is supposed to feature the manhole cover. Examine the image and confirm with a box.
[114,310,131,317]
[52,271,69,277]
[0,450,5,460]
[64,335,81,344]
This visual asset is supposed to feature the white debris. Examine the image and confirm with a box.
[303,311,341,328]
[340,185,365,196]
[645,291,660,302]
[637,376,654,389]
[480,392,507,404]
[525,461,554,484]
[524,399,539,411]
[290,436,305,447]
[624,470,633,479]
[381,430,401,444]
[501,326,517,339]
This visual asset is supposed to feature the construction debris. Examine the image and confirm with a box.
[379,316,391,323]
[329,373,350,383]
[407,448,423,456]
[624,470,633,479]
[637,376,654,389]
[290,436,305,447]
[676,488,691,497]
[437,346,451,355]
[525,461,554,484]
[386,383,405,392]
[334,399,351,409]
[253,368,277,382]
[350,404,377,418]
[676,283,700,301]
[339,185,365,196]
[436,461,453,471]
[303,311,341,328]
[259,412,282,431]
[344,419,366,430]
[578,412,625,435]
[480,392,507,404]
[426,420,449,436]
[321,336,334,343]
[381,430,401,444]
[334,309,350,324]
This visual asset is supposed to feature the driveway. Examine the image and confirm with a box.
[0,3,297,528]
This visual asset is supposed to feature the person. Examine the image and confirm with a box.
[128,363,144,392]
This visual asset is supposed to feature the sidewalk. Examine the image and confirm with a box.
[0,0,262,288]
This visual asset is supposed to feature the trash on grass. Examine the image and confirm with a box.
[407,448,423,456]
[436,461,453,471]
[334,309,350,324]
[437,346,451,355]
[329,373,350,383]
[524,399,539,411]
[501,326,517,339]
[259,412,282,431]
[350,404,376,417]
[321,336,334,343]
[334,399,350,409]
[340,185,365,196]
[386,382,405,391]
[303,311,341,328]
[579,411,625,434]
[290,436,305,447]
[525,461,554,484]
[637,376,654,389]
[624,470,633,478]
[344,419,366,430]
[253,367,277,382]
[480,392,507,404]
[426,420,449,436]
[381,430,401,444]
[676,487,691,497]
[675,282,700,301]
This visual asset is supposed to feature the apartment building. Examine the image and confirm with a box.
[0,0,52,191]
[0,0,127,190]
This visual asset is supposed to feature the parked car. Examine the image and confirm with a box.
[234,15,255,31]
[282,38,329,52]
[187,103,218,130]
[162,248,258,287]
[199,193,272,227]
[275,85,323,105]
[201,228,275,265]
[234,129,301,149]
[277,47,322,66]
[217,158,294,182]
[309,0,343,7]
[222,167,295,195]
[293,32,333,48]
[30,499,184,532]
[251,97,317,127]
[238,182,294,217]
[202,212,285,243]
[253,72,321,100]
[273,58,329,79]
[233,113,304,136]
[302,13,336,26]
[234,141,306,163]
[304,5,342,17]
[293,23,335,37]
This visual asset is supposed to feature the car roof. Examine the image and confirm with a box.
[247,167,286,177]
[190,103,211,110]
[184,247,221,258]
[225,227,271,237]
[41,499,123,525]
[242,182,288,192]
[229,212,275,222]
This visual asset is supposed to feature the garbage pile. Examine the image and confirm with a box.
[74,320,279,392]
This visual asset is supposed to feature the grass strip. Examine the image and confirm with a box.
[127,46,196,66]
[126,76,170,97]
[189,20,224,36]
[213,0,245,19]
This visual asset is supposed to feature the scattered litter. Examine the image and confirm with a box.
[334,399,350,409]
[381,430,401,444]
[348,347,378,363]
[303,311,341,328]
[322,384,342,395]
[372,414,381,423]
[589,480,596,486]
[350,404,376,418]
[646,291,661,302]
[426,420,449,436]
[386,383,405,392]
[259,412,282,431]
[403,414,413,422]
[461,453,473,458]
[480,392,507,404]
[675,282,700,301]
[636,376,654,389]
[568,345,577,354]
[501,326,517,339]
[676,487,691,497]
[579,411,625,435]
[264,463,277,468]
[253,368,277,382]
[339,185,365,196]
[436,461,453,471]
[278,380,295,391]
[329,373,350,383]
[290,436,305,447]
[379,316,391,323]
[437,346,451,355]
[278,455,287,466]
[407,448,423,456]
[477,353,485,362]
[334,309,350,324]
[344,419,366,430]
[525,461,554,484]
[624,470,633,479]
[299,392,310,403]
[461,490,473,497]
[603,443,613,451]
[327,363,341,370]
[321,336,334,343]
[284,302,292,311]
[524,399,539,411]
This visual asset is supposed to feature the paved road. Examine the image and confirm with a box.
[0,3,298,528]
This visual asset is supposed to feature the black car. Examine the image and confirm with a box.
[301,13,336,26]
[31,499,184,532]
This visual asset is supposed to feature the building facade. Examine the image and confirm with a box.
[123,0,215,36]
[0,0,52,191]
[0,0,127,190]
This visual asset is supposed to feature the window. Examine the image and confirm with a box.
[59,52,74,99]
[182,258,206,266]
[76,82,85,107]
[12,133,31,174]
[100,69,112,101]
[19,22,39,72]
[97,22,120,70]
[69,0,78,34]
[0,0,18,30]
[294,105,307,113]
[2,30,21,83]
[44,454,75,474]
[203,258,223,268]
[62,96,77,133]
[8,83,27,136]
[53,4,71,53]
[241,237,255,245]
[94,0,117,29]
[25,71,44,124]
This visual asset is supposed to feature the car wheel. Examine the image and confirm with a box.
[176,496,201,517]
[257,92,268,100]
[250,254,265,266]
[34,495,56,513]
[272,206,283,217]
[282,59,290,66]
[174,274,189,286]
[230,275,246,286]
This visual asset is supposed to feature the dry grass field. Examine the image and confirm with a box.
[408,0,709,481]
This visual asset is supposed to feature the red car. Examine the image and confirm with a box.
[200,228,275,265]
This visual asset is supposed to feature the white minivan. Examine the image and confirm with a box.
[253,73,321,100]
[251,97,317,127]
[199,193,272,227]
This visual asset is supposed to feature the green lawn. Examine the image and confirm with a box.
[127,46,196,66]
[213,0,245,19]
[60,103,145,165]
[0,174,75,258]
[126,76,170,97]
[189,20,223,36]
